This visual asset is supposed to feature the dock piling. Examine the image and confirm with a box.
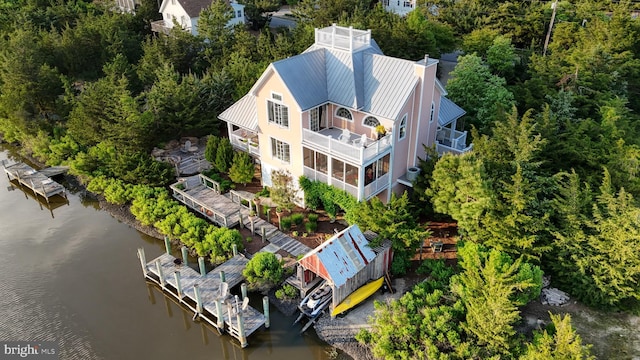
[137,248,148,277]
[181,246,189,266]
[263,296,270,329]
[250,219,255,235]
[215,298,225,330]
[174,271,183,298]
[164,236,171,254]
[239,213,244,229]
[241,283,247,300]
[232,244,238,256]
[155,259,165,287]
[220,270,226,283]
[198,257,206,276]
[194,284,203,313]
[237,314,248,348]
[261,227,266,243]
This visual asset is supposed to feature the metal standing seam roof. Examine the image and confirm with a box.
[218,94,258,131]
[438,96,466,126]
[298,224,376,287]
[271,49,328,111]
[364,54,419,120]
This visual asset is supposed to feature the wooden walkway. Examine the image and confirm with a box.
[171,175,241,228]
[139,250,267,347]
[171,175,312,258]
[2,162,67,203]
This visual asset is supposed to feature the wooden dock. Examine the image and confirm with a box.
[170,175,241,228]
[2,162,67,203]
[138,247,269,347]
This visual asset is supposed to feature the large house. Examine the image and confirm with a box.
[219,24,471,203]
[151,0,245,35]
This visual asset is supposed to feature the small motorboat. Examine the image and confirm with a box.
[299,281,332,317]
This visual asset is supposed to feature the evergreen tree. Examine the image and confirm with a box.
[228,151,254,186]
[214,138,234,173]
[451,242,543,356]
[520,313,594,360]
[204,135,220,163]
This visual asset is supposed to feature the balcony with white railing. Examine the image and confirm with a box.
[230,128,260,157]
[436,127,473,155]
[302,127,392,165]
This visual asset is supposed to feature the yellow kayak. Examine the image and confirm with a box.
[331,277,384,317]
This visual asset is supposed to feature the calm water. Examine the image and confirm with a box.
[0,145,337,360]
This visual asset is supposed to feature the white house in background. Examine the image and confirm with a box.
[151,0,245,35]
[115,0,139,13]
[382,0,416,16]
[219,24,471,204]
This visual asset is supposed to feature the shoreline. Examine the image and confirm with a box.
[9,146,376,360]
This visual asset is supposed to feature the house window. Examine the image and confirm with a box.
[399,115,407,140]
[336,107,352,121]
[364,154,390,186]
[430,102,435,123]
[303,147,314,168]
[268,94,288,128]
[271,138,290,163]
[316,152,327,173]
[332,158,345,182]
[237,10,242,17]
[309,106,325,132]
[363,116,380,128]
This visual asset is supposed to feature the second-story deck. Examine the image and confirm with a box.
[436,128,473,155]
[229,128,260,158]
[302,127,392,165]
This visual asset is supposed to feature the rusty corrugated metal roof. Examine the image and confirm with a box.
[298,224,376,287]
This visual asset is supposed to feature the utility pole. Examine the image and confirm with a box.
[543,0,558,56]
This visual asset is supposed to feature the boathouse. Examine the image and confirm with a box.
[296,224,392,314]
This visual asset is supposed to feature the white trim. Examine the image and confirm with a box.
[335,107,353,122]
[362,116,380,128]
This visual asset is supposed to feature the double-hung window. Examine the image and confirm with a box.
[271,138,290,163]
[268,93,289,128]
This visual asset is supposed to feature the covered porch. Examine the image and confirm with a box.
[435,97,473,155]
[229,127,260,157]
[303,146,390,201]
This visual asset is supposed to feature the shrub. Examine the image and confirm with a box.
[292,231,299,237]
[243,252,283,287]
[305,221,316,233]
[283,284,298,298]
[263,205,271,217]
[281,216,292,231]
[307,213,319,223]
[275,284,299,300]
[256,186,270,197]
[291,213,304,227]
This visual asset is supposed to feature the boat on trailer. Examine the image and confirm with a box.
[298,280,332,317]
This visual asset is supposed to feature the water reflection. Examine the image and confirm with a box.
[0,144,341,360]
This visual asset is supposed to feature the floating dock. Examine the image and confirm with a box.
[2,161,67,203]
[137,243,269,347]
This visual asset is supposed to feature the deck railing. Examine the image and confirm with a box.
[302,128,391,164]
[230,130,260,157]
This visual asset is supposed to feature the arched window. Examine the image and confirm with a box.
[336,107,352,121]
[363,116,380,128]
[399,115,407,140]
